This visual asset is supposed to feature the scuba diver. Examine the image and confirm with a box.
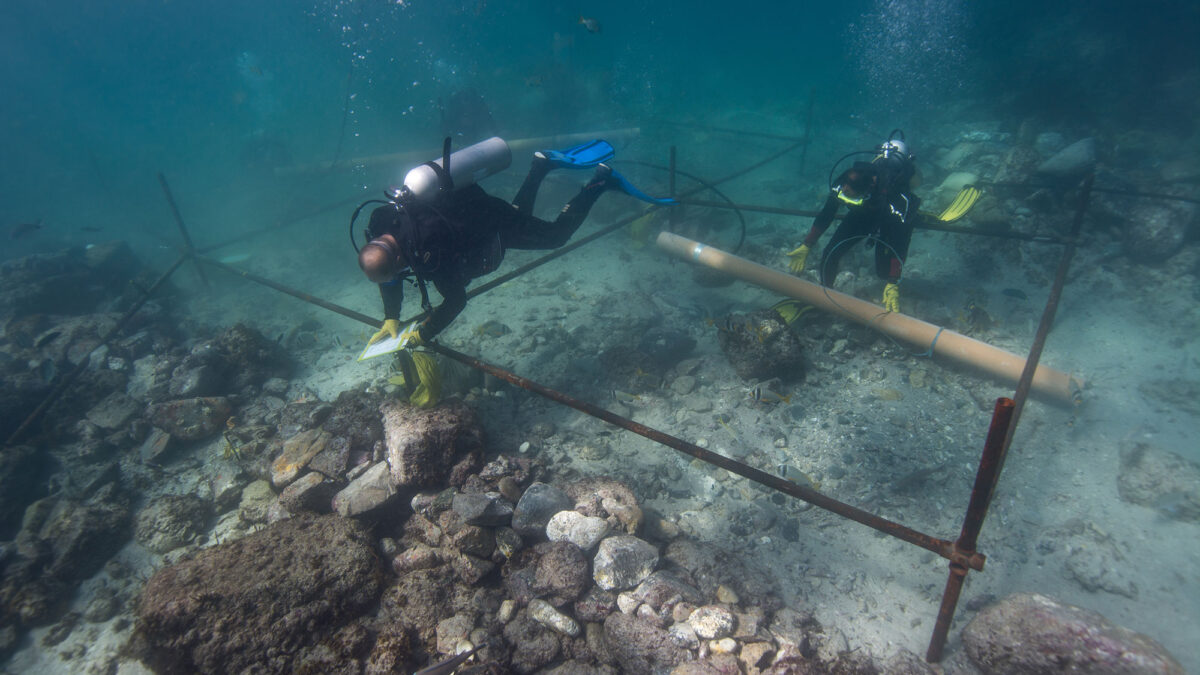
[786,131,921,313]
[356,137,675,348]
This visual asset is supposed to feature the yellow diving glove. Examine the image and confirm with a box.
[882,282,900,313]
[398,320,425,349]
[368,319,400,346]
[786,244,811,274]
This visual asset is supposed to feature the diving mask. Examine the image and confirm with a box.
[836,185,868,206]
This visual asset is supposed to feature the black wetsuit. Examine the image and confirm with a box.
[366,164,606,340]
[802,157,921,285]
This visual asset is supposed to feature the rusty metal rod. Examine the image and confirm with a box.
[157,172,210,288]
[196,256,383,328]
[926,397,1015,662]
[198,256,983,570]
[679,198,1068,244]
[926,175,1091,662]
[198,194,364,255]
[428,341,985,571]
[998,174,1092,477]
[6,254,189,446]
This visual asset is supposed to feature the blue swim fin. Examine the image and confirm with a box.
[607,168,678,205]
[541,139,615,169]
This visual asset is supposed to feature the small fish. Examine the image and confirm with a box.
[414,645,480,675]
[8,219,42,240]
[578,15,601,33]
[80,225,103,233]
[751,387,791,405]
[1001,288,1027,300]
[612,389,640,404]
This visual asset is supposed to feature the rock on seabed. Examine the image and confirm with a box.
[962,592,1184,675]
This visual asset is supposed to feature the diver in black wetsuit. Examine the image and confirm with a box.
[786,132,921,313]
[358,155,612,347]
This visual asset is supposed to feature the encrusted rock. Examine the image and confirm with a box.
[504,610,561,673]
[147,397,232,441]
[689,605,735,640]
[136,515,383,674]
[593,535,658,592]
[272,428,332,488]
[134,494,211,554]
[716,309,805,383]
[546,510,610,551]
[529,598,581,637]
[512,482,573,538]
[435,614,474,655]
[381,399,485,489]
[633,569,704,611]
[86,392,140,430]
[237,480,275,524]
[603,612,689,673]
[451,491,514,527]
[391,543,440,574]
[574,586,618,623]
[504,540,590,607]
[278,471,339,514]
[963,592,1183,674]
[332,461,397,518]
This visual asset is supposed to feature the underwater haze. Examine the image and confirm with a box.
[1,0,1199,673]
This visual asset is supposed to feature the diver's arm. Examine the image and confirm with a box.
[418,280,468,341]
[803,191,841,246]
[379,281,404,320]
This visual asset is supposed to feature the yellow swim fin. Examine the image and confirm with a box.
[770,299,814,325]
[937,186,981,222]
[407,350,442,408]
[627,208,660,249]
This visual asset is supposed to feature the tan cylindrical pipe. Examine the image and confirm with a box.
[657,232,1084,406]
[274,128,641,177]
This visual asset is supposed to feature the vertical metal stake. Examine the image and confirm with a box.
[927,397,1015,661]
[157,172,210,288]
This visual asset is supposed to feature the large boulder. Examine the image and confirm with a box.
[962,593,1183,674]
[135,514,383,674]
[381,399,485,489]
[1,483,131,627]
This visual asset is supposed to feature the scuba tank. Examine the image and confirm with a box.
[397,136,512,202]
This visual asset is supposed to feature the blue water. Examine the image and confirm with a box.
[1,0,1198,670]
[2,0,1195,255]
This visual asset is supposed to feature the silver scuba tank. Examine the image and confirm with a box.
[399,136,512,202]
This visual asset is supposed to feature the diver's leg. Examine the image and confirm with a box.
[819,217,865,286]
[875,216,914,281]
[503,173,608,250]
[511,155,552,215]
